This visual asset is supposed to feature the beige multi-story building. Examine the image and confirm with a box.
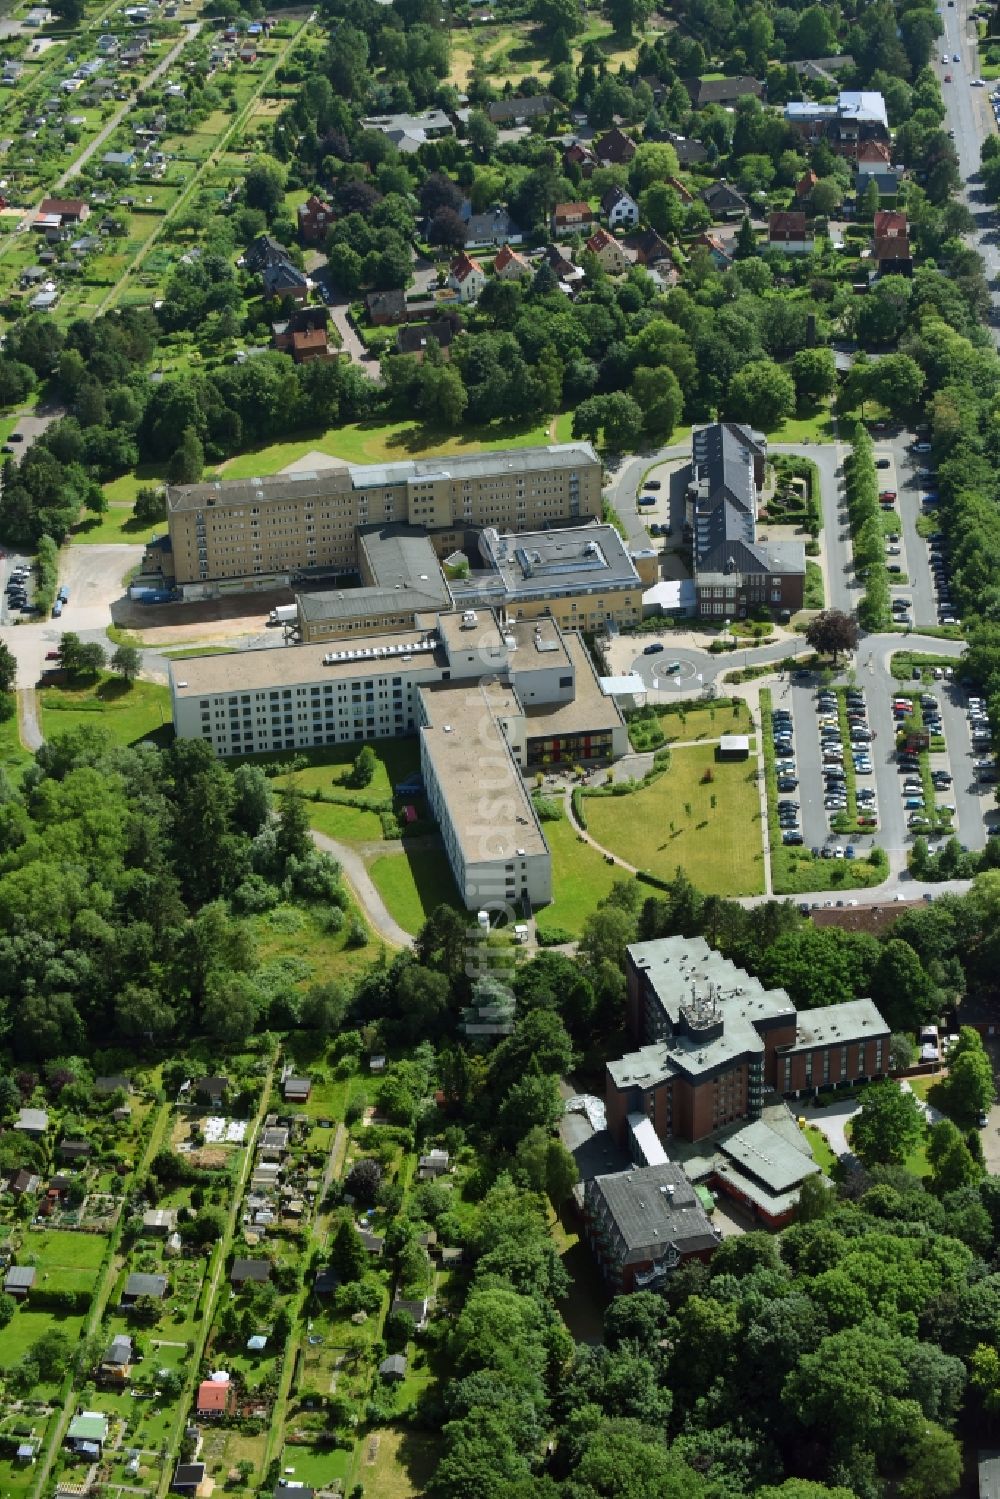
[159,444,602,596]
[168,607,627,911]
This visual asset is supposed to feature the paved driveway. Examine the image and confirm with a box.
[796,1094,861,1158]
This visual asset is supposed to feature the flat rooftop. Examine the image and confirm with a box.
[165,443,599,515]
[718,1117,820,1195]
[466,521,638,599]
[784,997,889,1052]
[418,679,548,864]
[358,523,449,601]
[523,633,624,738]
[169,629,442,698]
[611,937,796,1083]
[508,614,571,668]
[590,1161,719,1260]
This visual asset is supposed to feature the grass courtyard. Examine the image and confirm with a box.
[217,415,562,481]
[536,807,625,939]
[39,674,172,747]
[369,847,461,934]
[583,743,766,896]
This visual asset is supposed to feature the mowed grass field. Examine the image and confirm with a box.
[217,415,561,479]
[39,674,171,746]
[369,847,461,934]
[536,808,624,938]
[584,744,766,895]
[71,502,162,546]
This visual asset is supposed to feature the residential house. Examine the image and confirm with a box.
[241,234,291,274]
[231,1257,272,1287]
[274,1486,313,1499]
[391,1293,430,1329]
[462,203,523,248]
[57,1138,92,1164]
[857,165,903,203]
[768,210,814,253]
[36,197,88,225]
[120,1271,168,1308]
[701,181,749,220]
[2,61,24,85]
[552,201,595,237]
[594,126,636,166]
[417,1149,450,1180]
[66,1413,109,1456]
[102,150,135,171]
[543,242,587,294]
[667,132,708,166]
[629,228,671,267]
[272,306,335,364]
[29,287,58,311]
[794,169,818,203]
[563,140,596,178]
[873,211,912,276]
[313,1266,338,1295]
[95,1074,130,1096]
[360,109,454,153]
[96,33,120,53]
[142,1208,177,1236]
[586,227,630,274]
[193,1075,228,1107]
[583,1161,720,1292]
[790,54,854,84]
[396,318,458,361]
[196,1374,232,1416]
[602,185,639,231]
[238,44,257,63]
[5,1266,36,1300]
[282,1075,312,1102]
[692,231,733,269]
[99,1334,133,1383]
[297,194,333,245]
[784,90,890,162]
[258,1126,290,1158]
[262,260,311,303]
[379,1354,408,1381]
[485,94,555,126]
[172,1463,207,1494]
[447,251,485,302]
[366,288,407,325]
[857,138,892,169]
[359,1229,385,1256]
[8,1169,40,1197]
[686,422,804,618]
[685,75,763,107]
[492,243,531,280]
[14,1107,48,1138]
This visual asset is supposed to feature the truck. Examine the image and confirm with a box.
[268,604,297,625]
[57,585,68,604]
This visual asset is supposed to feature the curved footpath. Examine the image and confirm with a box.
[310,828,412,948]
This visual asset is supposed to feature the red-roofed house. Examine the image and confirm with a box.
[585,227,630,274]
[447,251,485,302]
[768,210,814,254]
[552,201,595,237]
[595,126,636,166]
[196,1377,232,1416]
[795,169,818,202]
[857,139,891,167]
[873,209,907,238]
[563,141,596,178]
[493,244,531,280]
[297,194,333,245]
[37,197,89,225]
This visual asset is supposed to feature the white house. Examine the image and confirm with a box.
[602,185,639,230]
[447,251,485,302]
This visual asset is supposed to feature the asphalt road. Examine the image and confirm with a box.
[938,0,1000,335]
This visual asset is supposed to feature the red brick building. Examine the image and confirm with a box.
[606,937,889,1148]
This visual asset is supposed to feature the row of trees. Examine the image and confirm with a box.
[844,425,892,630]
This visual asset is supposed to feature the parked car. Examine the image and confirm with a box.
[643,642,664,654]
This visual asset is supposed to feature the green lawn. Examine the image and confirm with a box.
[252,901,380,984]
[305,799,384,843]
[584,744,766,896]
[803,1123,838,1176]
[768,405,836,444]
[804,560,825,610]
[536,807,624,938]
[0,700,33,780]
[216,415,561,480]
[39,673,171,746]
[369,847,461,934]
[71,502,161,546]
[271,738,419,802]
